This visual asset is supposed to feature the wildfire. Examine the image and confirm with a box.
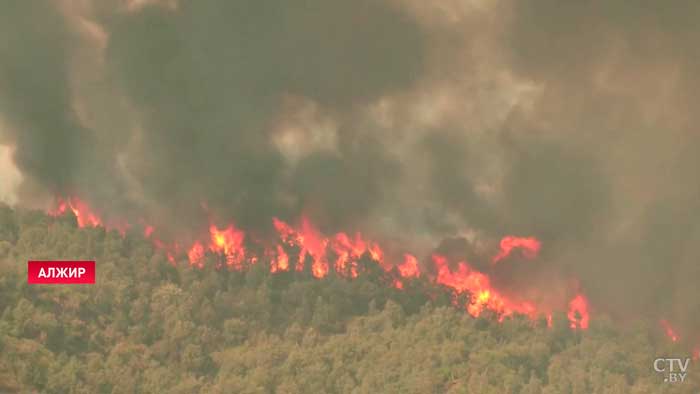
[332,232,371,278]
[49,197,102,228]
[270,245,289,273]
[45,193,700,360]
[567,294,590,330]
[492,236,541,263]
[433,254,537,320]
[208,224,246,268]
[187,241,206,268]
[272,217,330,278]
[49,196,131,235]
[660,319,679,342]
[397,254,419,278]
[150,238,177,263]
[48,196,593,330]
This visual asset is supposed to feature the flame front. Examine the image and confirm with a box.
[397,254,419,279]
[184,224,248,269]
[208,224,246,268]
[492,236,541,263]
[48,196,596,330]
[49,197,102,228]
[270,245,289,273]
[433,254,536,320]
[188,241,206,268]
[567,294,590,330]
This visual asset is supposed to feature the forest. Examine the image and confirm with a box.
[0,203,696,393]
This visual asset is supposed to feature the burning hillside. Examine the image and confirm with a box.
[45,193,698,354]
[48,195,588,331]
[1,0,700,370]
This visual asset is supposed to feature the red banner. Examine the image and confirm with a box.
[27,261,95,284]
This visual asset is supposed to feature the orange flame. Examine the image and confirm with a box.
[568,294,590,330]
[50,196,598,330]
[299,218,329,278]
[433,254,536,320]
[270,245,290,273]
[369,243,384,265]
[332,232,366,278]
[187,241,206,268]
[48,200,67,216]
[660,319,679,342]
[397,254,419,278]
[49,197,102,228]
[272,217,306,271]
[208,224,246,268]
[492,236,541,263]
[152,238,177,264]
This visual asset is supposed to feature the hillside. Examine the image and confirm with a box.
[0,205,695,393]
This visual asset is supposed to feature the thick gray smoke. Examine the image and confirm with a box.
[1,0,699,338]
[0,2,98,197]
[497,1,700,338]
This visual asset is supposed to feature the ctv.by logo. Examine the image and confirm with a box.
[653,357,691,383]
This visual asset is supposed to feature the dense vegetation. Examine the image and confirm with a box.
[0,204,696,393]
